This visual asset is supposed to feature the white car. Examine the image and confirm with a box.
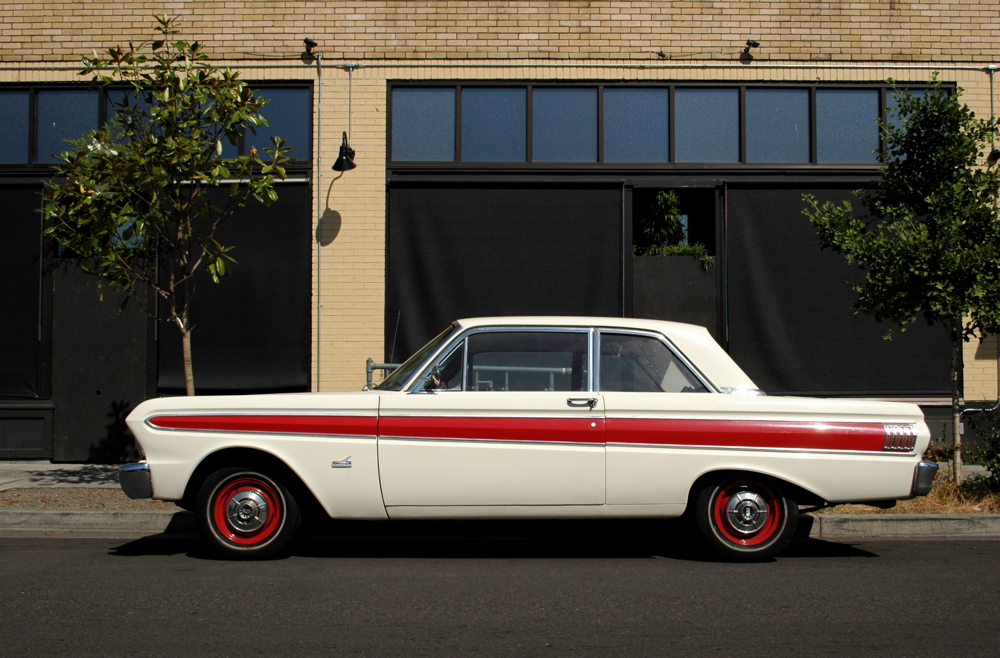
[120,317,937,560]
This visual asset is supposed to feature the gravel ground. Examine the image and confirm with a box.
[2,488,181,512]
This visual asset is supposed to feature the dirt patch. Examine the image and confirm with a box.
[2,488,181,512]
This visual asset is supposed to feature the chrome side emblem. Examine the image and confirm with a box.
[331,456,353,469]
[883,425,917,452]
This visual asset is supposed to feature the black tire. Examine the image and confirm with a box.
[196,466,302,560]
[693,475,797,561]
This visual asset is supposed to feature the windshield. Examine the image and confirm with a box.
[375,324,458,391]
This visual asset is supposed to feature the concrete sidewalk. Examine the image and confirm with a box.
[0,461,190,535]
[2,461,1000,539]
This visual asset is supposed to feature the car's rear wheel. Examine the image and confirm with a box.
[694,475,797,561]
[196,467,301,559]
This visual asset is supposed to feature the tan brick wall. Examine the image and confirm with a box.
[2,4,998,395]
[1,2,998,64]
[966,335,999,403]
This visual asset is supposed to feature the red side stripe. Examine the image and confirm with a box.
[607,418,887,452]
[147,415,377,437]
[378,416,606,444]
[147,414,893,452]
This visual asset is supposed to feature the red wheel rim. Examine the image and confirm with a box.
[210,475,284,546]
[711,479,782,547]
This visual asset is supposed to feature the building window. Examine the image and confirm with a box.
[390,82,928,168]
[252,87,312,162]
[532,87,598,162]
[816,89,880,163]
[674,88,739,163]
[886,88,926,131]
[0,91,30,164]
[604,87,669,163]
[391,87,455,161]
[0,84,311,170]
[461,87,526,162]
[746,88,810,164]
[36,89,99,164]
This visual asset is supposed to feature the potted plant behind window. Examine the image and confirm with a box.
[632,190,717,334]
[633,191,713,267]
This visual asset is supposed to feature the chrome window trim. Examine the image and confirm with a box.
[378,435,602,447]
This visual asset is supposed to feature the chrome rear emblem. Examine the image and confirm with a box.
[331,456,353,469]
[883,425,916,452]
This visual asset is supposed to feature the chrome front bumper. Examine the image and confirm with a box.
[119,462,153,499]
[911,460,939,497]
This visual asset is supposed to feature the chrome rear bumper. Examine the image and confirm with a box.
[911,460,938,497]
[119,462,153,499]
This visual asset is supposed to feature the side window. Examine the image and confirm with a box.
[454,331,589,392]
[599,332,708,393]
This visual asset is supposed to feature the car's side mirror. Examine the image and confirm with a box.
[416,365,442,393]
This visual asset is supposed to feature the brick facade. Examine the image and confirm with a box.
[2,2,999,398]
[1,2,998,63]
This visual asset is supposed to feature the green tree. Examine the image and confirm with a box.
[803,78,1000,481]
[43,16,292,395]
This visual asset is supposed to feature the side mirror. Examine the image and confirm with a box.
[415,365,442,393]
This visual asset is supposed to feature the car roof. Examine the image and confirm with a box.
[455,315,701,331]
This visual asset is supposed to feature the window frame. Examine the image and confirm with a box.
[388,80,941,170]
[595,329,715,394]
[0,82,313,174]
[409,324,717,394]
[415,326,594,392]
[422,326,593,393]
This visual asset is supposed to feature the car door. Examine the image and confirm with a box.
[377,328,606,508]
[598,330,715,506]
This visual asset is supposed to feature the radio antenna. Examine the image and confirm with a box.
[388,310,401,364]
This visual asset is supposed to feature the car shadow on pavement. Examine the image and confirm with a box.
[110,534,205,558]
[109,518,878,561]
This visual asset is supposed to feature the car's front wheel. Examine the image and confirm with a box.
[694,475,797,561]
[196,467,301,559]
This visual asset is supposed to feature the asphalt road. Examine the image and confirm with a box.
[2,521,998,656]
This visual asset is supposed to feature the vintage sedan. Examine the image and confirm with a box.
[120,317,937,561]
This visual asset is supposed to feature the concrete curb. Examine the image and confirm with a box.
[802,513,1000,538]
[0,510,196,534]
[3,509,1000,538]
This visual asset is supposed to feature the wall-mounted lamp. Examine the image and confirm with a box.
[303,38,317,55]
[739,39,760,64]
[332,131,357,171]
[332,63,359,172]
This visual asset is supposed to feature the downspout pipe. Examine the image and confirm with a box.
[314,52,324,391]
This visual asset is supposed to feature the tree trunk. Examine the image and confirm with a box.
[182,325,195,396]
[172,314,196,396]
[951,319,963,483]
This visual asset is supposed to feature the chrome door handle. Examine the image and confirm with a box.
[567,397,598,409]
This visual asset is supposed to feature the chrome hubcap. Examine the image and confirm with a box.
[725,491,768,534]
[226,490,269,533]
